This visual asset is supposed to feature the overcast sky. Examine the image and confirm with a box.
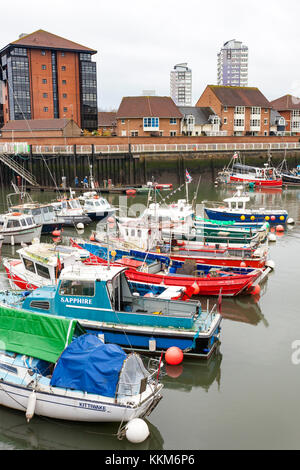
[1,0,300,110]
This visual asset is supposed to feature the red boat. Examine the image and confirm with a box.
[229,175,282,188]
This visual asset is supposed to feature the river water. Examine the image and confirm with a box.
[0,179,300,451]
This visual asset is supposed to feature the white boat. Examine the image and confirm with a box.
[0,212,42,244]
[80,192,116,221]
[0,307,163,423]
[52,197,92,226]
[3,240,91,290]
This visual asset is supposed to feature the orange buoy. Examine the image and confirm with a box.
[251,284,261,296]
[192,281,200,295]
[126,189,136,196]
[165,347,184,365]
[12,212,22,216]
[52,230,61,237]
[271,216,276,221]
[276,225,284,232]
[240,261,246,268]
[90,234,95,241]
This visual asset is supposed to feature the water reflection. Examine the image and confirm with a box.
[0,406,164,450]
[162,349,222,393]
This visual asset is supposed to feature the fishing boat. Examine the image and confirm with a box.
[0,263,222,359]
[277,157,300,186]
[0,212,42,244]
[80,193,116,221]
[203,186,288,224]
[51,196,92,226]
[3,241,91,290]
[7,190,64,235]
[0,307,163,422]
[217,152,282,188]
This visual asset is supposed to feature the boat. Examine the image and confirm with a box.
[0,212,42,244]
[203,186,288,225]
[277,156,300,186]
[217,152,282,188]
[0,306,163,422]
[79,192,116,221]
[3,241,91,290]
[51,196,92,226]
[0,263,222,359]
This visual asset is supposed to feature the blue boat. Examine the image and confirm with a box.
[0,264,222,359]
[203,187,288,224]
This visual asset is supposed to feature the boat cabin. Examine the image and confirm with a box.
[0,213,36,232]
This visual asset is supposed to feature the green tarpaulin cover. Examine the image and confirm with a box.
[0,306,85,363]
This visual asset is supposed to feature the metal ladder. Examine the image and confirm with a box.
[0,153,38,186]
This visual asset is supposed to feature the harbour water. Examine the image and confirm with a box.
[0,178,300,450]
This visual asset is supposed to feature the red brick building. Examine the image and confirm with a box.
[196,85,272,136]
[270,94,300,135]
[98,111,117,136]
[0,29,98,130]
[116,96,182,137]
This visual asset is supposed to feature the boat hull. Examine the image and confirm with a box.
[204,208,287,224]
[229,175,282,188]
[0,225,42,244]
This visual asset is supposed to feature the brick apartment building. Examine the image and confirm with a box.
[270,94,300,135]
[196,85,272,136]
[98,111,117,136]
[116,96,182,137]
[0,29,98,130]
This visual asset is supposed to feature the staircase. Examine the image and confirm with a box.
[0,153,38,186]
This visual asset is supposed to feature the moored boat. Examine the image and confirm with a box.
[0,212,42,244]
[0,307,163,422]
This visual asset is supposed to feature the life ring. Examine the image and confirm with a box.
[93,195,99,199]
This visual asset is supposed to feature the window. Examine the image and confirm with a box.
[170,131,176,136]
[63,107,68,112]
[62,79,66,84]
[251,107,261,115]
[223,117,227,124]
[143,117,159,128]
[121,119,125,124]
[59,279,95,297]
[131,131,138,137]
[265,108,268,113]
[23,258,36,274]
[61,52,65,57]
[234,118,244,127]
[250,119,260,127]
[63,93,67,98]
[292,110,300,117]
[42,64,46,70]
[36,264,51,279]
[223,106,228,112]
[170,118,177,124]
[264,119,268,125]
[41,50,46,56]
[61,66,66,71]
[42,79,47,84]
[43,93,48,98]
[235,106,245,114]
[43,107,48,112]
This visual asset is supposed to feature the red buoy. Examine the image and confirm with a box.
[90,234,95,241]
[276,225,284,232]
[271,216,276,221]
[52,230,61,237]
[240,261,246,268]
[126,189,136,196]
[165,347,184,365]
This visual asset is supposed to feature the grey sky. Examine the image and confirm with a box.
[1,0,299,109]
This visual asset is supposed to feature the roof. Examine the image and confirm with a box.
[270,94,300,111]
[2,118,76,132]
[178,106,218,124]
[207,85,271,108]
[117,96,183,119]
[98,112,117,127]
[1,29,96,54]
[59,264,126,282]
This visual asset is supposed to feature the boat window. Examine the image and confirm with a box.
[7,219,21,228]
[59,279,95,297]
[20,219,27,226]
[85,200,93,206]
[137,229,142,237]
[32,208,41,215]
[238,202,244,209]
[48,206,54,213]
[131,229,135,236]
[36,263,51,279]
[42,207,49,214]
[62,202,67,209]
[23,258,36,274]
[95,201,100,206]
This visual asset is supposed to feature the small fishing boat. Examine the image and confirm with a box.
[0,307,163,422]
[203,186,288,224]
[0,212,42,245]
[3,241,91,290]
[52,197,92,226]
[80,193,116,221]
[7,191,64,234]
[277,157,300,186]
[217,152,282,188]
[0,263,222,359]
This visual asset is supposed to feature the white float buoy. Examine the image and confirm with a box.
[268,233,277,242]
[26,391,36,423]
[11,235,15,246]
[287,218,295,225]
[125,418,150,444]
[76,223,84,230]
[266,259,275,270]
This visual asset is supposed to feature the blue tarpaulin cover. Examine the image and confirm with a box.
[50,334,127,397]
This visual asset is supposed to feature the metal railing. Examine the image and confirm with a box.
[1,141,300,156]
